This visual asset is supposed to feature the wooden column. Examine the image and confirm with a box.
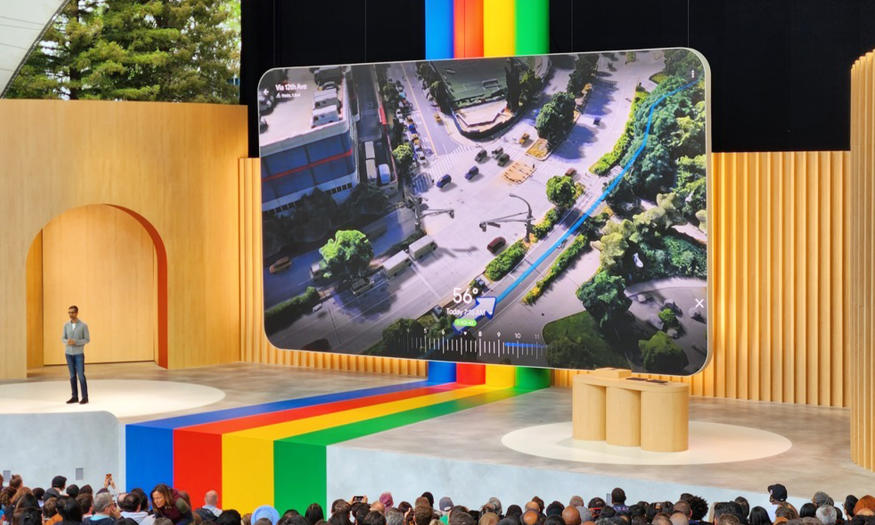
[850,49,875,471]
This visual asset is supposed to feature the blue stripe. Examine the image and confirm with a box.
[425,0,454,59]
[496,80,698,304]
[123,379,436,491]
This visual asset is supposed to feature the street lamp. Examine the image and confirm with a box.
[478,194,535,237]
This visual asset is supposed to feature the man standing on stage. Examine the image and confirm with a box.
[63,305,90,404]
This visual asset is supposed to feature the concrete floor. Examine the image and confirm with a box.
[12,362,875,500]
[338,386,875,501]
[18,361,420,424]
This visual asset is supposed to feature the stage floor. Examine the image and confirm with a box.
[6,363,874,508]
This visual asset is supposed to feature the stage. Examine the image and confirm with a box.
[2,363,873,513]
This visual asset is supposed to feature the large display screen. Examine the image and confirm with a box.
[258,48,710,375]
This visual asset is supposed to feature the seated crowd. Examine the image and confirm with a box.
[1,474,873,525]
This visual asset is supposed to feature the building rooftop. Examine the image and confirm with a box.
[259,67,347,153]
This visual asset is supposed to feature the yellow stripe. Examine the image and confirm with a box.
[485,364,516,387]
[221,385,492,511]
[483,0,515,57]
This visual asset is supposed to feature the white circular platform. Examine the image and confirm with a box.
[501,421,792,465]
[0,380,225,418]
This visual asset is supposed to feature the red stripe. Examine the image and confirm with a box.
[172,383,463,504]
[263,147,354,183]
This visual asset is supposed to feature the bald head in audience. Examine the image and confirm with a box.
[670,512,689,525]
[523,511,540,525]
[562,506,581,525]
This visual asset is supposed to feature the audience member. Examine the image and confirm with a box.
[845,499,858,520]
[817,507,837,525]
[305,504,325,525]
[57,496,84,525]
[46,478,66,501]
[750,507,772,525]
[120,492,151,525]
[612,491,629,515]
[83,492,119,525]
[151,484,193,525]
[670,512,688,525]
[197,491,222,523]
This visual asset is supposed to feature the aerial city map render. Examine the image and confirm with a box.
[258,48,709,375]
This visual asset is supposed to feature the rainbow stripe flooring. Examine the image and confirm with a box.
[125,363,549,512]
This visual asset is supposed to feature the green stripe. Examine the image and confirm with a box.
[273,388,521,511]
[514,0,550,55]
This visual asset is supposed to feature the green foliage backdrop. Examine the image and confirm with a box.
[6,0,240,103]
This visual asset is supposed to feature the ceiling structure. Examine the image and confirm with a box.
[0,0,67,96]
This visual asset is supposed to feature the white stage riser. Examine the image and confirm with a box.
[0,412,124,489]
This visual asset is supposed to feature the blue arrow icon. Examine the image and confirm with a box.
[452,296,497,333]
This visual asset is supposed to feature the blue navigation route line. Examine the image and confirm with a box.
[495,79,698,305]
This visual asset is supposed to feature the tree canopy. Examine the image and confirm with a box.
[546,175,577,209]
[576,270,632,329]
[319,230,373,280]
[6,0,240,103]
[535,91,576,148]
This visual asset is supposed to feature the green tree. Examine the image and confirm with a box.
[519,69,540,105]
[319,230,373,280]
[566,54,598,95]
[346,184,388,223]
[381,82,401,110]
[546,175,576,209]
[630,192,683,243]
[6,1,105,99]
[592,219,634,274]
[535,91,576,148]
[291,188,337,242]
[658,307,678,328]
[639,331,689,374]
[545,336,595,369]
[505,58,521,110]
[381,318,424,357]
[392,143,415,175]
[429,80,451,112]
[6,0,239,103]
[576,270,632,329]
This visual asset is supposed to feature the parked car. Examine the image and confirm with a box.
[436,174,452,188]
[491,146,504,157]
[475,149,488,162]
[408,124,417,132]
[268,256,291,274]
[518,133,530,144]
[465,166,479,180]
[434,113,443,123]
[473,277,488,295]
[259,117,269,133]
[418,151,427,163]
[487,237,507,254]
[565,168,577,177]
[497,153,511,166]
[350,277,374,296]
[319,81,337,91]
[593,117,601,125]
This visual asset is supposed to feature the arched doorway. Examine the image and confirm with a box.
[26,204,168,371]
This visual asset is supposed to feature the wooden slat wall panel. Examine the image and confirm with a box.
[237,159,427,378]
[850,50,875,470]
